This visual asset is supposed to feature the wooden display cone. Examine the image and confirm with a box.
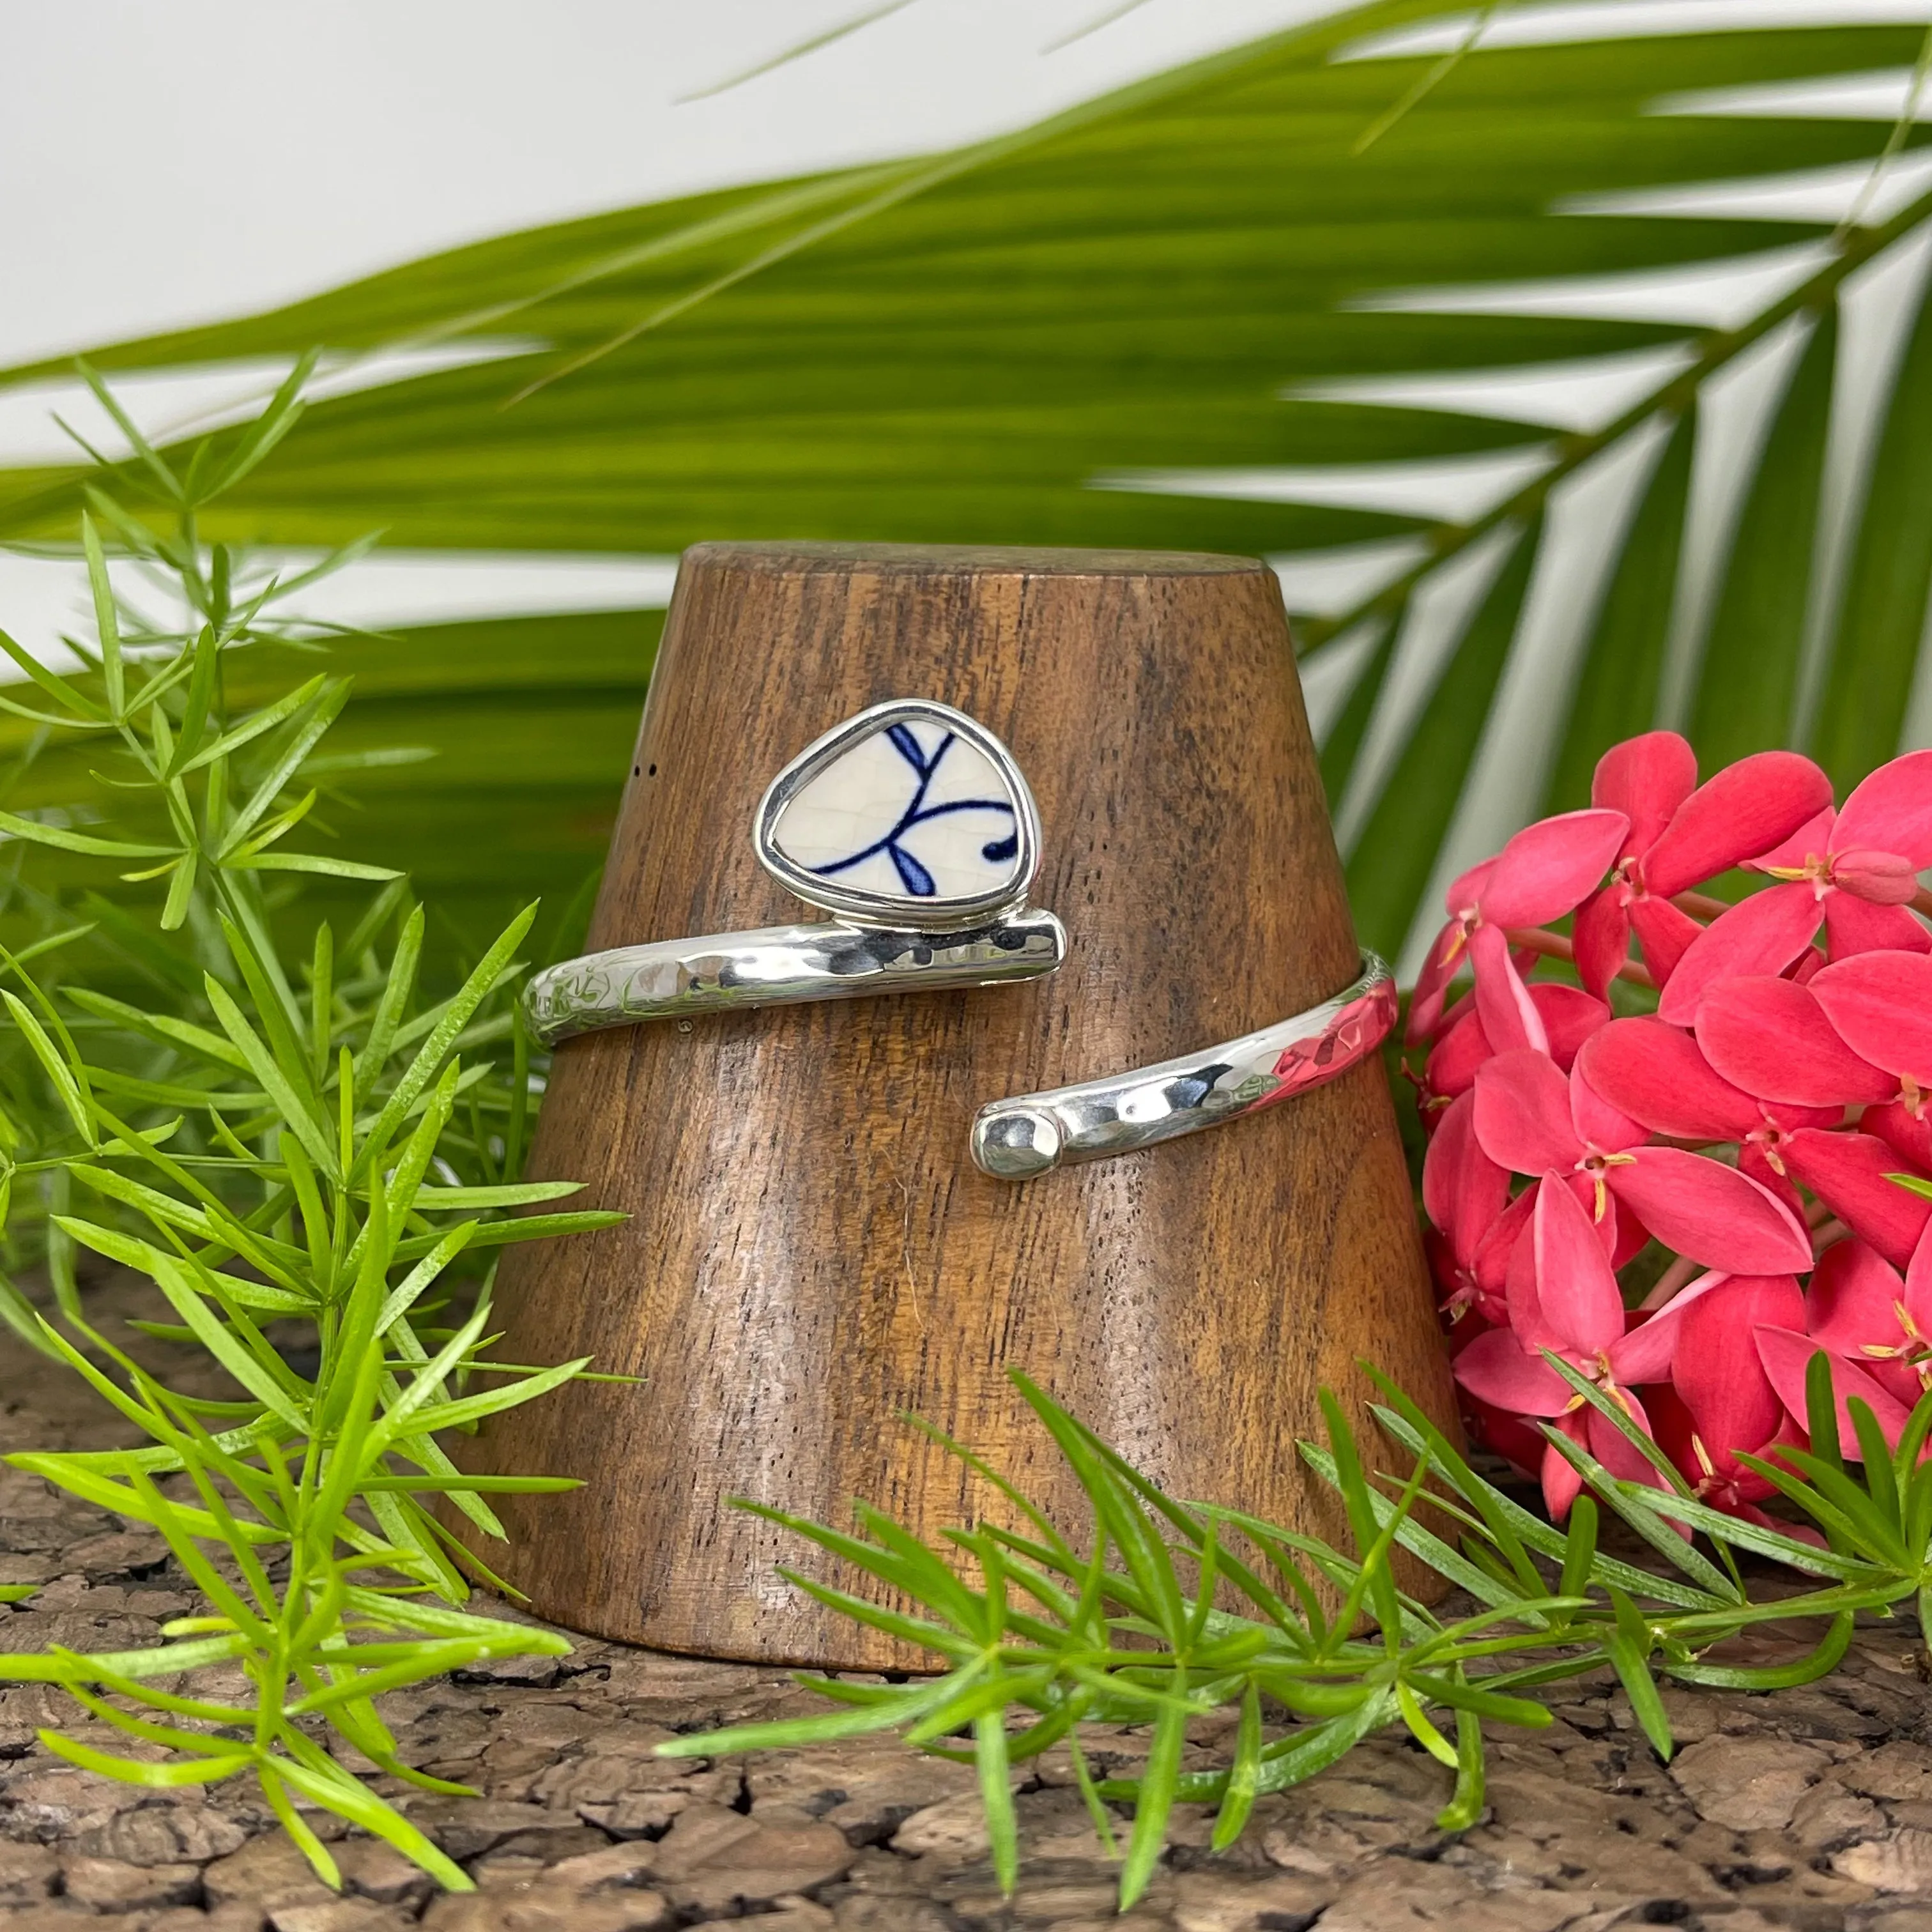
[464,542,1456,1667]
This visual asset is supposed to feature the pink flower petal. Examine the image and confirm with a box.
[1782,1129,1932,1267]
[1592,731,1697,855]
[1749,804,1835,875]
[1452,1327,1575,1416]
[1572,884,1631,1002]
[1652,1384,1782,1499]
[1643,751,1835,898]
[1753,1326,1913,1456]
[1533,983,1611,1073]
[1609,1303,1689,1387]
[1833,748,1932,871]
[1903,1217,1932,1349]
[1586,1395,1664,1475]
[1606,1191,1650,1270]
[1473,1048,1582,1176]
[1670,1275,1804,1455]
[1866,1099,1932,1174]
[1554,1170,1641,1265]
[1405,920,1465,1046]
[1473,1184,1538,1305]
[1697,976,1897,1108]
[1809,1237,1908,1357]
[1534,1169,1627,1356]
[1568,1065,1646,1156]
[1423,1092,1512,1264]
[1811,951,1932,1087]
[1444,856,1498,920]
[1423,1008,1491,1105]
[1607,1147,1813,1272]
[1823,893,1932,959]
[1542,1418,1587,1521]
[1656,883,1823,1025]
[1506,1194,1552,1346]
[1629,894,1704,985]
[1830,849,1922,905]
[1469,922,1549,1056]
[1576,1016,1759,1141]
[1480,809,1630,929]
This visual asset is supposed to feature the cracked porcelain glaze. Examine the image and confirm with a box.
[767,718,1023,910]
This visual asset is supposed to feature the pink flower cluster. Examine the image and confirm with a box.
[1411,732,1932,1522]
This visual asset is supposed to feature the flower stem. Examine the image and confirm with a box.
[1671,892,1728,922]
[1505,926,1657,991]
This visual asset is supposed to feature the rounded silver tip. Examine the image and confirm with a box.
[972,1107,1062,1179]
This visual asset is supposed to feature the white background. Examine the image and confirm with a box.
[2,0,1349,371]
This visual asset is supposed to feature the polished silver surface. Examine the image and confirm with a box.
[526,916,1063,1046]
[970,951,1397,1178]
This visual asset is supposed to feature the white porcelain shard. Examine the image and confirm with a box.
[756,701,1038,927]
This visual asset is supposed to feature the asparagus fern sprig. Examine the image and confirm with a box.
[668,1361,1932,1914]
[0,364,612,1892]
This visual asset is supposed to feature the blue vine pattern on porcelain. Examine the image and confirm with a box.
[807,724,1018,899]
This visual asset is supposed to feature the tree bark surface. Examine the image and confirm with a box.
[466,542,1455,1666]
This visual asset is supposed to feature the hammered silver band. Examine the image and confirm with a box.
[524,910,1064,1047]
[970,951,1397,1178]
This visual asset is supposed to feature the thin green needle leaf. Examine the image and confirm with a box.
[1397,1678,1459,1767]
[675,0,915,101]
[1119,1696,1186,1910]
[0,625,109,721]
[2,992,94,1144]
[1042,0,1158,54]
[1437,1704,1487,1832]
[0,812,170,859]
[270,1754,470,1893]
[176,673,328,774]
[1560,1495,1598,1604]
[1669,1611,1857,1692]
[1606,1587,1673,1760]
[201,976,339,1183]
[1211,1682,1264,1850]
[79,513,123,717]
[974,1706,1019,1895]
[73,360,181,499]
[354,904,534,1174]
[657,1669,973,1758]
[202,349,319,497]
[39,1733,252,1787]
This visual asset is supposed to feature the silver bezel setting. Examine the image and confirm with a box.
[753,698,1042,932]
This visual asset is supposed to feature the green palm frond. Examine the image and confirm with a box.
[3,2,1929,952]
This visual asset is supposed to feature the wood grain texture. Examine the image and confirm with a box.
[464,542,1456,1667]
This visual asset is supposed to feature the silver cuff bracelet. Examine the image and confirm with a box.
[524,699,1395,1177]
